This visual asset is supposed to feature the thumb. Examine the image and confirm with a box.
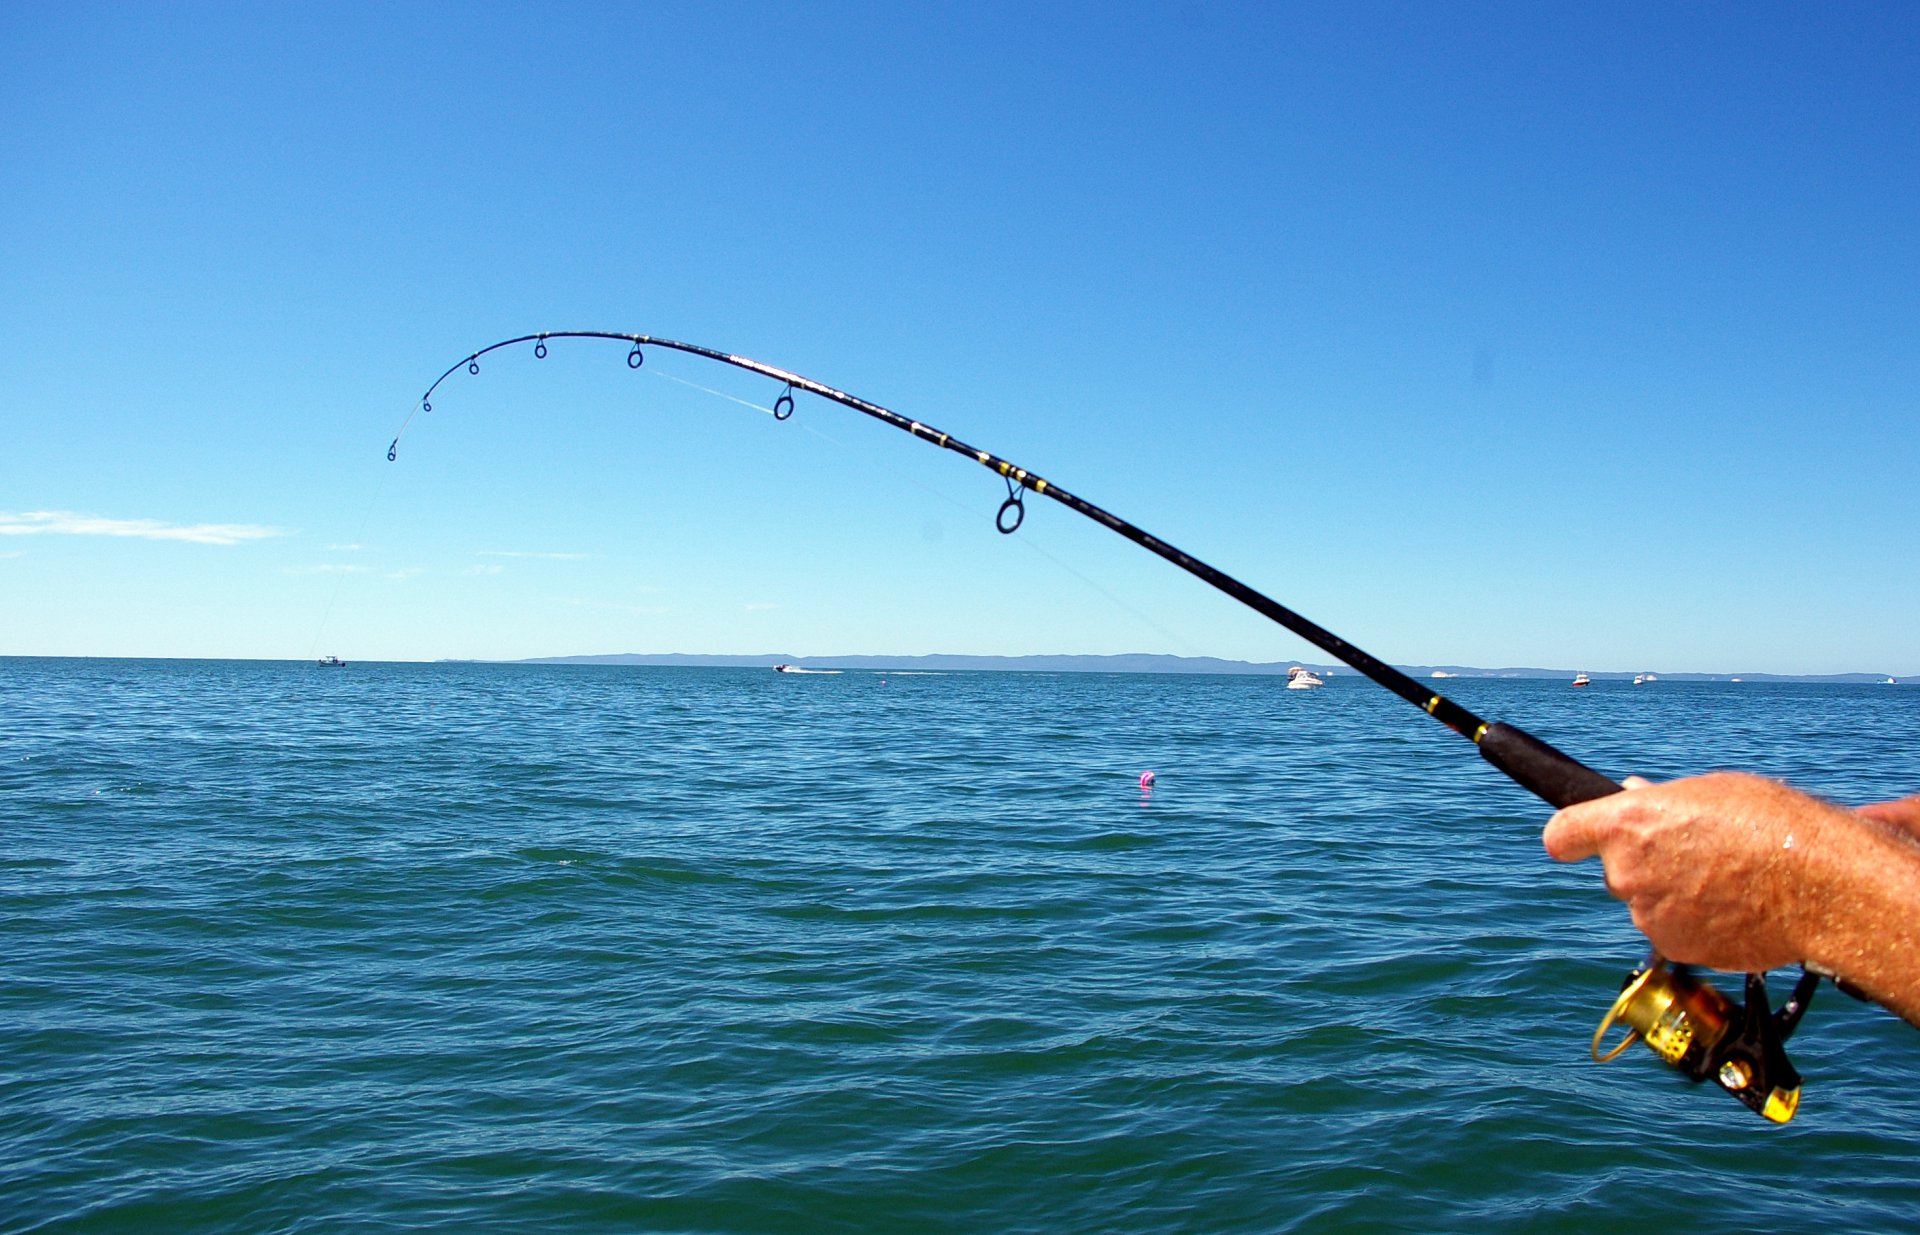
[1542,774,1650,863]
[1542,806,1599,862]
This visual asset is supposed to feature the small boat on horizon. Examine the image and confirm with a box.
[1286,666,1325,690]
[1572,672,1591,687]
[318,655,346,668]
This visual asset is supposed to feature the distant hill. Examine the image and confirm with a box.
[514,652,1903,684]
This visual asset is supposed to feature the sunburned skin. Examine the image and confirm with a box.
[1859,793,1920,840]
[1544,774,1920,1027]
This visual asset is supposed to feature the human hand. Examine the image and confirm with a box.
[1541,772,1845,973]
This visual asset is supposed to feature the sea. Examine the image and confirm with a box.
[4,658,1918,1234]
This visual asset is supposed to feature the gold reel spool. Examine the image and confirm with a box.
[1591,957,1733,1069]
[1590,955,1803,1123]
[1592,962,1661,1063]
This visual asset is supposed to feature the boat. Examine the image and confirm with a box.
[1572,673,1590,687]
[318,655,346,668]
[1286,666,1325,690]
[773,664,841,675]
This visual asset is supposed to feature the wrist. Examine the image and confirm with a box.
[1790,809,1920,1021]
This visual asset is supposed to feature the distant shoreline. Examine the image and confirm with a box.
[510,652,1906,685]
[0,654,1905,684]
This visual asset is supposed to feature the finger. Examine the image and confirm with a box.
[1543,774,1650,862]
[1543,806,1600,862]
[1858,794,1920,822]
[1858,795,1920,839]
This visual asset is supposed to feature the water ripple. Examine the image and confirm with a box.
[3,660,1917,1232]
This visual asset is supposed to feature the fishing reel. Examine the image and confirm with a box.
[1591,953,1820,1123]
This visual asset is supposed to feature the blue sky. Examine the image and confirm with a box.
[3,2,1914,674]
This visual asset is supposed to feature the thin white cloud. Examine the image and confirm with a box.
[478,550,592,560]
[560,597,670,616]
[743,602,781,612]
[0,510,286,546]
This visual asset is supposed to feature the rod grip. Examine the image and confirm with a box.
[1478,722,1623,809]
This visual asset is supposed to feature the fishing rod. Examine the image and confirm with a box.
[401,329,1820,1122]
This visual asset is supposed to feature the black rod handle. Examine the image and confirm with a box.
[1478,722,1623,810]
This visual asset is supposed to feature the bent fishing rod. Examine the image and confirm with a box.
[401,329,1820,1122]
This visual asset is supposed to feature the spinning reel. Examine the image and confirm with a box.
[1592,954,1820,1123]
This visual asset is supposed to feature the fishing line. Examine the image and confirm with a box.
[648,358,1212,657]
[307,431,404,661]
[976,521,1216,661]
[644,366,783,418]
[396,328,1833,1122]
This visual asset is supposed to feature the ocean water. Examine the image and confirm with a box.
[4,658,1918,1234]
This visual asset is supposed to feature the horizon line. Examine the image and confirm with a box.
[0,652,1908,682]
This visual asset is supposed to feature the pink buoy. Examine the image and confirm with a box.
[1139,770,1156,789]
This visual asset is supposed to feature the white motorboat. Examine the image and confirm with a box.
[1286,666,1325,690]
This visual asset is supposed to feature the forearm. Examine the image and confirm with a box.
[1546,774,1920,1026]
[1796,814,1920,1026]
